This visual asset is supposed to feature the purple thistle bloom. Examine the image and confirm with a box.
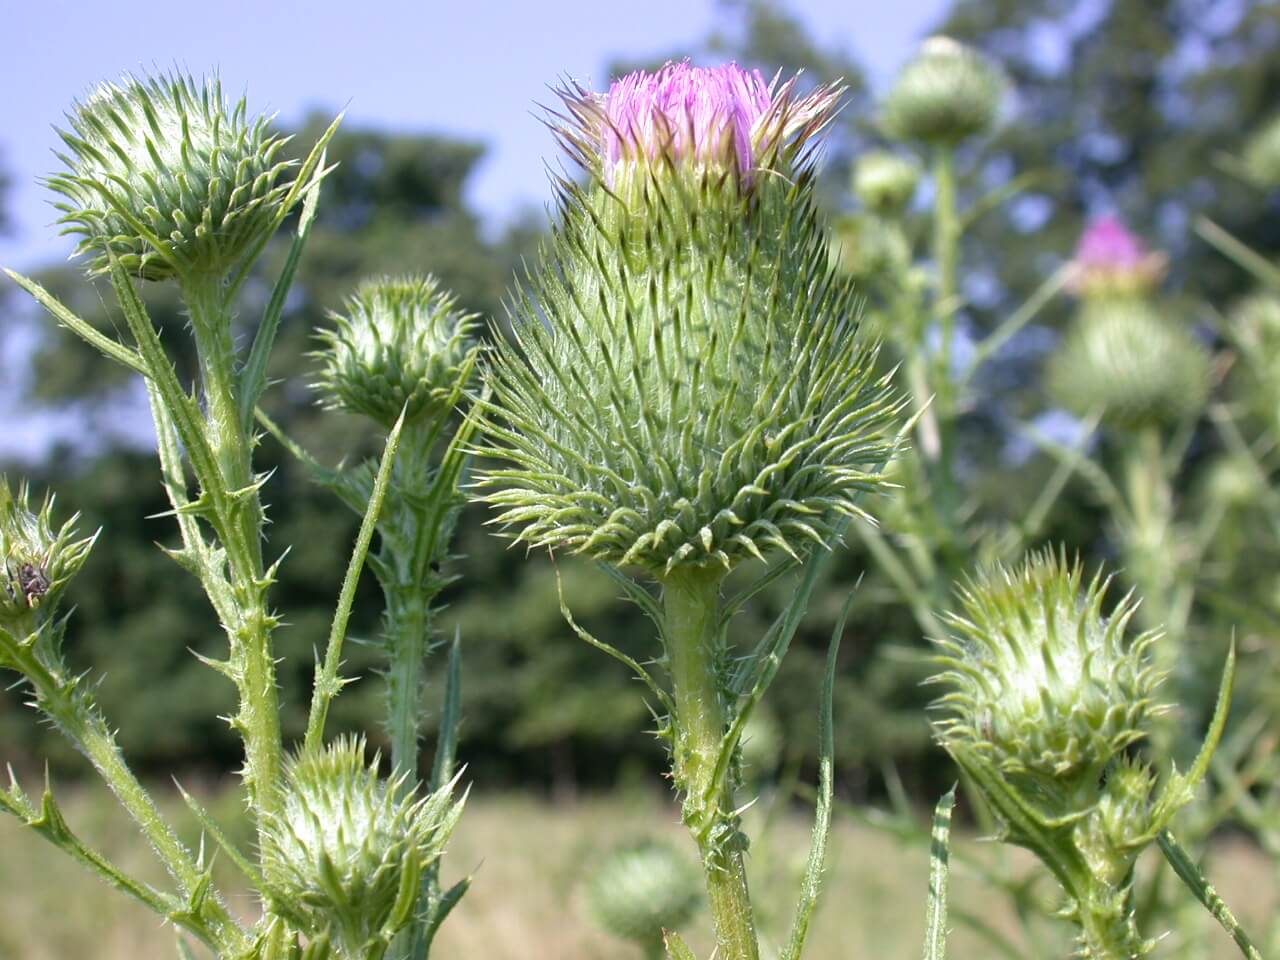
[551,60,841,187]
[1068,216,1167,297]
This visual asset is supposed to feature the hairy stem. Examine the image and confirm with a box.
[662,567,759,960]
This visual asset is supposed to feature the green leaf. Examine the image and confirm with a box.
[921,787,957,960]
[175,783,265,889]
[306,406,407,750]
[780,590,852,960]
[238,148,327,432]
[663,931,698,960]
[1157,829,1264,960]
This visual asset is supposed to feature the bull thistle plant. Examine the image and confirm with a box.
[0,47,1270,960]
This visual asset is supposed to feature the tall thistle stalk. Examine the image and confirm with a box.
[2,71,464,960]
[476,62,900,958]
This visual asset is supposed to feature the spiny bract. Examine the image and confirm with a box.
[49,71,295,282]
[0,478,96,631]
[259,737,463,958]
[477,64,901,575]
[313,274,481,428]
[929,551,1165,788]
[1048,299,1210,431]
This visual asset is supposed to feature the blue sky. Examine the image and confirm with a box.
[0,0,951,271]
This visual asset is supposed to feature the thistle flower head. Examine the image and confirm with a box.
[1067,217,1167,298]
[1243,114,1280,188]
[882,37,1006,145]
[0,478,95,633]
[852,149,920,214]
[477,65,900,575]
[930,552,1165,790]
[1048,299,1210,431]
[585,839,702,947]
[553,60,842,192]
[313,274,480,428]
[260,737,463,957]
[48,71,295,282]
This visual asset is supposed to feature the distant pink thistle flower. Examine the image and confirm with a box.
[551,60,842,188]
[1068,216,1167,297]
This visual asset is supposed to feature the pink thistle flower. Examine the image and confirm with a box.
[1068,216,1168,297]
[550,60,842,188]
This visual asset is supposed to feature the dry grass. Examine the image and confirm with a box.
[0,780,1273,959]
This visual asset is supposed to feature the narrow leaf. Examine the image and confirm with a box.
[921,786,957,960]
[1157,829,1264,960]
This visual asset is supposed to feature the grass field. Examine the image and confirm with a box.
[0,780,1273,959]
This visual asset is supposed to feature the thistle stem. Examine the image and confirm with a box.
[930,145,962,561]
[662,567,759,960]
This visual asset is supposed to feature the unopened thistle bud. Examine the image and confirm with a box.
[313,274,480,428]
[48,71,295,282]
[852,150,920,215]
[1066,217,1167,299]
[882,37,1006,146]
[586,840,702,950]
[930,552,1165,796]
[1243,114,1280,188]
[0,478,95,634]
[1048,300,1210,431]
[478,62,900,574]
[260,737,463,958]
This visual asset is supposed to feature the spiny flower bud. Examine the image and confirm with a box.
[0,478,95,633]
[585,840,702,948]
[829,212,913,282]
[477,64,900,574]
[260,737,463,958]
[930,551,1165,793]
[882,37,1006,146]
[1243,114,1280,188]
[48,71,295,282]
[1048,300,1210,431]
[1066,217,1167,299]
[313,274,480,428]
[852,150,920,215]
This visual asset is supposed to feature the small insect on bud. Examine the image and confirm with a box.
[882,37,1007,146]
[0,478,95,632]
[312,274,480,429]
[930,551,1166,797]
[48,71,297,282]
[852,150,921,215]
[1048,299,1210,431]
[259,737,464,958]
[585,839,702,951]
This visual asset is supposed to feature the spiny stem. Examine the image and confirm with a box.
[662,566,759,960]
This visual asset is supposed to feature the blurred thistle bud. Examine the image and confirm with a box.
[1048,300,1210,431]
[1066,217,1167,299]
[556,60,842,195]
[852,150,920,215]
[585,839,702,950]
[1243,114,1280,188]
[882,37,1006,146]
[48,71,296,282]
[478,63,900,574]
[829,212,912,282]
[0,478,96,634]
[313,274,480,428]
[739,706,784,784]
[930,551,1165,795]
[260,737,464,957]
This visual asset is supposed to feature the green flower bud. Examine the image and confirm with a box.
[852,150,920,215]
[313,274,480,428]
[930,552,1165,794]
[478,66,901,574]
[1048,300,1210,431]
[260,737,464,958]
[48,71,295,282]
[1243,114,1280,188]
[829,212,913,282]
[0,478,95,634]
[586,840,702,948]
[882,37,1006,146]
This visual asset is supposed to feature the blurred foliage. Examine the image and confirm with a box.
[3,0,1280,808]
